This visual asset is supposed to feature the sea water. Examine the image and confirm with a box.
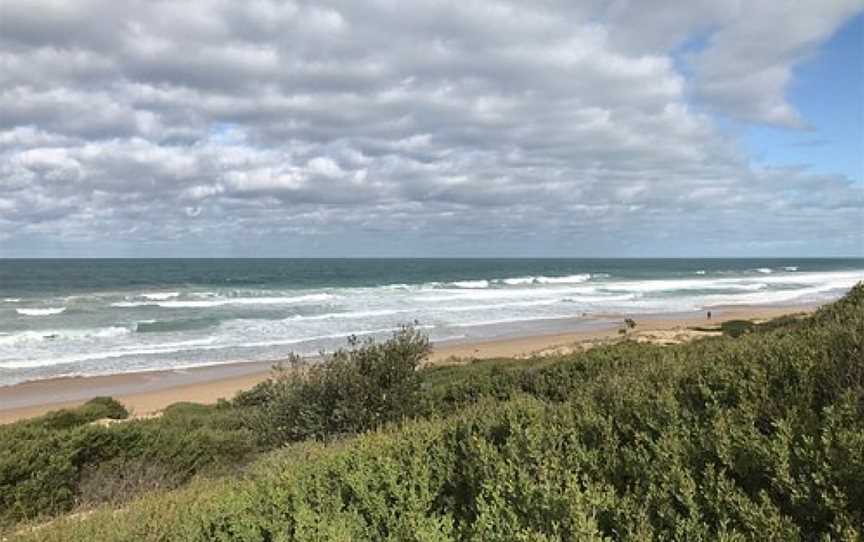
[1,258,862,386]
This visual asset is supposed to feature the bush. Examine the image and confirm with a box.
[0,399,256,528]
[23,396,128,431]
[245,325,430,446]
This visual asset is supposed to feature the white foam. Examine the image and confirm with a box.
[757,270,863,287]
[695,270,706,275]
[497,274,591,286]
[434,299,563,313]
[448,280,490,289]
[157,300,232,308]
[288,308,404,321]
[112,293,336,308]
[0,326,434,370]
[3,298,21,303]
[534,274,592,284]
[414,285,598,303]
[16,307,66,316]
[700,285,841,307]
[560,293,640,303]
[189,291,219,298]
[0,331,49,345]
[0,337,218,369]
[0,326,130,346]
[784,266,798,271]
[501,276,537,285]
[604,277,770,294]
[141,292,180,301]
[755,268,773,274]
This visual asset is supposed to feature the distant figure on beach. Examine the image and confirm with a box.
[707,311,712,320]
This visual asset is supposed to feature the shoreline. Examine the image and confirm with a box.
[0,303,817,424]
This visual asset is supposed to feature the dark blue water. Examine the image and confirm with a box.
[1,258,862,385]
[3,258,862,296]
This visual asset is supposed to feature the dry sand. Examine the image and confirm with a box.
[0,304,815,424]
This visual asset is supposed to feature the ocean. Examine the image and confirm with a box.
[1,258,862,386]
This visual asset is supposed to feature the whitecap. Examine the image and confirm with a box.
[0,326,129,346]
[500,276,537,285]
[448,280,490,289]
[113,293,336,309]
[287,308,404,321]
[534,274,591,284]
[3,298,21,303]
[695,270,706,275]
[784,266,798,272]
[497,274,591,286]
[16,307,66,316]
[141,292,180,301]
[755,268,773,274]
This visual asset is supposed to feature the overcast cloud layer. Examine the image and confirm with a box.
[1,0,862,257]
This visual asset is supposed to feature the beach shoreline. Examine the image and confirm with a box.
[0,303,817,424]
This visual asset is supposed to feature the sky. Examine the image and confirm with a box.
[0,0,862,258]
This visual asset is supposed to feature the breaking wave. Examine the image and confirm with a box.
[112,293,336,309]
[15,307,66,316]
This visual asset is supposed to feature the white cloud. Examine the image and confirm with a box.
[687,0,862,126]
[0,0,861,256]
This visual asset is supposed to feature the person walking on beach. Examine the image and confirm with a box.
[707,310,712,320]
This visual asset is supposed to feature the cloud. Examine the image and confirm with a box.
[0,0,861,256]
[687,0,862,127]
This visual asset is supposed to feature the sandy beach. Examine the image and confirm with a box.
[0,304,815,424]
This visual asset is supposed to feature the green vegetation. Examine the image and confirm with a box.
[689,313,809,338]
[23,396,129,430]
[0,398,256,525]
[244,326,429,446]
[719,318,755,337]
[2,284,863,541]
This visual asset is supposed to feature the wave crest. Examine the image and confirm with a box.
[0,326,129,346]
[141,292,180,301]
[113,293,336,309]
[16,307,66,316]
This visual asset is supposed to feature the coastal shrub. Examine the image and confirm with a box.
[0,400,257,528]
[5,283,864,540]
[21,383,864,540]
[21,396,128,431]
[244,325,429,446]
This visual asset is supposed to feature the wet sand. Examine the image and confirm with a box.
[0,303,816,424]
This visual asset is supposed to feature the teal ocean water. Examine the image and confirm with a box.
[1,258,862,386]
